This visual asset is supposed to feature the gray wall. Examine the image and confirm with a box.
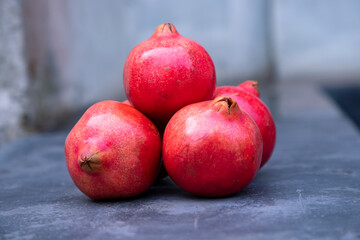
[272,0,360,82]
[1,0,360,144]
[0,0,28,145]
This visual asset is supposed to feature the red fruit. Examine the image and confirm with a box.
[214,83,276,167]
[64,101,161,200]
[163,97,263,197]
[123,23,216,127]
[237,80,261,98]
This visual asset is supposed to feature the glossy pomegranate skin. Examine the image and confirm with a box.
[214,86,276,167]
[123,23,216,127]
[64,101,161,200]
[163,97,263,197]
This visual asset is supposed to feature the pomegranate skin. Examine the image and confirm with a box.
[123,23,216,127]
[163,97,263,197]
[64,101,161,200]
[214,85,276,167]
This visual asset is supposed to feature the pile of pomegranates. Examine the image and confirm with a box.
[64,23,276,200]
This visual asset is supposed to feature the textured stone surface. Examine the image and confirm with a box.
[1,83,360,239]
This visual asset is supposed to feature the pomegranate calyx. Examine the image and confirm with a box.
[213,96,238,115]
[162,23,173,33]
[78,153,101,172]
[154,23,178,37]
[250,81,258,89]
[237,80,261,98]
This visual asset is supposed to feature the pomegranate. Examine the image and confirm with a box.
[163,97,263,197]
[64,101,161,200]
[214,83,276,167]
[123,23,216,128]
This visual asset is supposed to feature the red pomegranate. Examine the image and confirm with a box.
[163,97,263,197]
[123,23,216,128]
[214,83,276,167]
[64,101,161,200]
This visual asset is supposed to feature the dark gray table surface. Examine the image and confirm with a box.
[1,82,360,240]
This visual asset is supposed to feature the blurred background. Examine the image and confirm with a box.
[1,0,360,145]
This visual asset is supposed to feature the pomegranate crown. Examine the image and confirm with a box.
[213,96,238,115]
[152,23,179,37]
